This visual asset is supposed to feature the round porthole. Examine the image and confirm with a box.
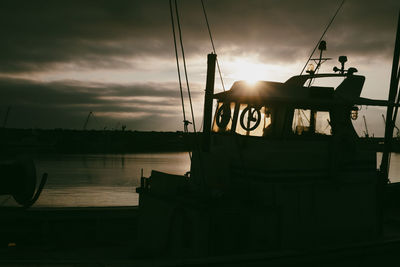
[240,106,261,131]
[216,103,231,129]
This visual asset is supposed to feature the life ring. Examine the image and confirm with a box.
[216,103,231,129]
[240,106,261,131]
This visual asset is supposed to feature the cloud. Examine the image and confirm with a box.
[0,0,398,131]
[0,77,203,130]
[0,0,398,73]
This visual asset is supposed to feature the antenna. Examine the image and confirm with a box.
[300,0,345,75]
[306,40,332,75]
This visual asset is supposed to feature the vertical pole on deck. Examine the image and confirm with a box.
[202,53,217,152]
[380,11,400,183]
[379,11,400,235]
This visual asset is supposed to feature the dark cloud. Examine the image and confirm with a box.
[0,77,202,130]
[0,0,399,131]
[200,0,399,62]
[0,0,398,73]
[0,0,172,72]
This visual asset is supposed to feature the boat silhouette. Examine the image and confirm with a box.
[1,10,400,267]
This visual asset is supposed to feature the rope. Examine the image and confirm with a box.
[174,0,197,134]
[300,0,345,75]
[169,0,188,132]
[200,0,226,91]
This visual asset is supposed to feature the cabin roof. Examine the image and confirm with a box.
[213,74,392,107]
[213,80,334,105]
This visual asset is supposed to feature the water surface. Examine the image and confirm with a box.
[1,152,400,207]
[1,152,191,207]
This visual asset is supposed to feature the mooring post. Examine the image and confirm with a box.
[202,53,217,152]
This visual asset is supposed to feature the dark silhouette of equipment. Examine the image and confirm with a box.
[0,158,47,207]
[307,40,331,76]
[83,111,93,130]
[83,111,105,130]
[333,56,358,75]
[300,0,345,75]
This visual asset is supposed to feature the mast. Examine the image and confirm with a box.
[202,53,217,152]
[380,11,400,183]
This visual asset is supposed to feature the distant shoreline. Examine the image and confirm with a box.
[0,128,197,155]
[1,128,398,155]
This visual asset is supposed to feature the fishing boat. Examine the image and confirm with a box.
[1,7,400,267]
[134,10,400,264]
[135,52,398,261]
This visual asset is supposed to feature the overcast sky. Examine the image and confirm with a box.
[0,0,399,135]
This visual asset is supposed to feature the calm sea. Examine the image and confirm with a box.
[1,152,400,207]
[1,152,191,207]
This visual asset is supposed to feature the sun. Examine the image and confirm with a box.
[220,56,299,89]
[226,58,269,85]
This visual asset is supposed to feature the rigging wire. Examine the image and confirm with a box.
[169,0,188,132]
[200,0,226,92]
[200,0,251,183]
[200,0,250,185]
[169,0,192,159]
[299,0,345,75]
[171,0,207,185]
[174,0,197,134]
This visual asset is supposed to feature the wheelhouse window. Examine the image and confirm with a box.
[212,102,273,137]
[315,111,331,135]
[292,109,331,135]
[212,102,235,133]
[292,109,311,135]
[235,104,271,137]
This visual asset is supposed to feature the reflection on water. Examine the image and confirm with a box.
[0,152,191,207]
[1,152,400,208]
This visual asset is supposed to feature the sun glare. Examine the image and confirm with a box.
[229,59,266,84]
[223,57,291,88]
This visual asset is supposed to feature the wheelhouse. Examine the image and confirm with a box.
[212,73,365,140]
